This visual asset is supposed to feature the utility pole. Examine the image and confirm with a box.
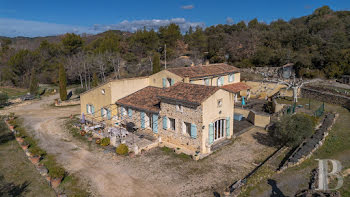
[164,44,167,69]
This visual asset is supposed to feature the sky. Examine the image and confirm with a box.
[0,0,349,37]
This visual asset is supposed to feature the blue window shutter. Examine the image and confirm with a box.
[152,114,158,133]
[101,108,104,117]
[226,117,230,137]
[163,116,167,129]
[191,123,197,139]
[162,78,166,88]
[128,108,132,117]
[92,105,95,115]
[140,112,145,129]
[221,77,224,85]
[170,78,175,86]
[107,109,111,120]
[209,123,214,144]
[86,104,89,113]
[232,74,235,82]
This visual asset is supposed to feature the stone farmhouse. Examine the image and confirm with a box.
[80,63,251,156]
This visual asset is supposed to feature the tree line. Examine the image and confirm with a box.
[0,5,349,93]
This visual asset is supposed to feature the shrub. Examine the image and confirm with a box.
[116,144,129,155]
[24,136,37,147]
[0,93,8,105]
[49,166,65,179]
[100,137,110,146]
[29,146,46,157]
[269,114,314,147]
[74,87,86,95]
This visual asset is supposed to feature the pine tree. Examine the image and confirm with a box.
[29,67,39,95]
[92,72,99,87]
[58,64,67,101]
[152,53,161,74]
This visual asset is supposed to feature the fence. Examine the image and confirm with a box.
[314,103,325,117]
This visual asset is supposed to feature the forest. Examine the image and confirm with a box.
[0,6,349,91]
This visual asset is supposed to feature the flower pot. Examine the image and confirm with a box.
[29,156,40,165]
[88,137,93,142]
[129,152,135,158]
[21,144,29,151]
[9,125,14,131]
[95,139,101,144]
[51,177,62,188]
[16,137,24,143]
[45,175,51,183]
[80,131,86,136]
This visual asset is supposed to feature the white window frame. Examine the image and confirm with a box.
[228,74,234,82]
[217,99,223,107]
[102,108,108,118]
[204,78,210,86]
[217,76,224,86]
[176,105,183,112]
[182,121,191,136]
[87,105,92,114]
[169,118,175,131]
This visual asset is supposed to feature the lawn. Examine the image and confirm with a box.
[244,97,350,196]
[0,87,28,98]
[0,119,56,197]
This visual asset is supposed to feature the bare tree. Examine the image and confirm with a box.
[106,52,122,79]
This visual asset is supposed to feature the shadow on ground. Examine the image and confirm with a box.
[252,132,276,147]
[268,179,286,197]
[0,175,29,196]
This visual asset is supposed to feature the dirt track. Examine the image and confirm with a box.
[1,94,276,196]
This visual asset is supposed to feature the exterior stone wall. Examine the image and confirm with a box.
[159,102,203,154]
[247,111,270,128]
[301,87,350,109]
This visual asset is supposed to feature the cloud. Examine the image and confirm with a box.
[0,18,205,37]
[226,17,234,25]
[181,5,194,10]
[90,18,204,33]
[0,18,97,37]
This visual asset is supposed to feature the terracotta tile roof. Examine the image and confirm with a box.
[116,86,162,113]
[159,83,220,105]
[167,63,239,78]
[221,82,251,93]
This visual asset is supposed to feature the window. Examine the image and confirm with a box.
[176,105,183,112]
[217,99,223,107]
[182,122,191,136]
[87,105,91,114]
[101,89,105,95]
[217,77,224,86]
[169,118,175,130]
[204,78,210,86]
[228,74,234,82]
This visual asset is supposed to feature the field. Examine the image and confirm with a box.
[0,118,56,197]
[0,87,28,98]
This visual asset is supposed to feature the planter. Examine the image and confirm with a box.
[51,177,62,188]
[21,144,29,151]
[80,131,86,136]
[16,137,24,143]
[29,156,40,165]
[45,175,51,183]
[88,137,93,142]
[129,151,135,158]
[95,139,101,144]
[9,125,14,131]
[192,154,200,161]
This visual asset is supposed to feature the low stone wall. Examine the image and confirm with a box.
[301,87,350,109]
[55,98,80,106]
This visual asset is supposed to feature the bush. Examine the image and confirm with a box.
[100,137,110,146]
[0,93,8,105]
[49,166,65,179]
[116,144,129,155]
[74,87,86,95]
[29,146,46,157]
[269,114,314,147]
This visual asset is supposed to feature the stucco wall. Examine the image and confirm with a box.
[80,82,112,121]
[247,111,270,128]
[190,72,240,86]
[149,70,183,87]
[159,102,203,154]
[202,89,234,153]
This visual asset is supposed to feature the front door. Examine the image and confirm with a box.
[214,119,225,141]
